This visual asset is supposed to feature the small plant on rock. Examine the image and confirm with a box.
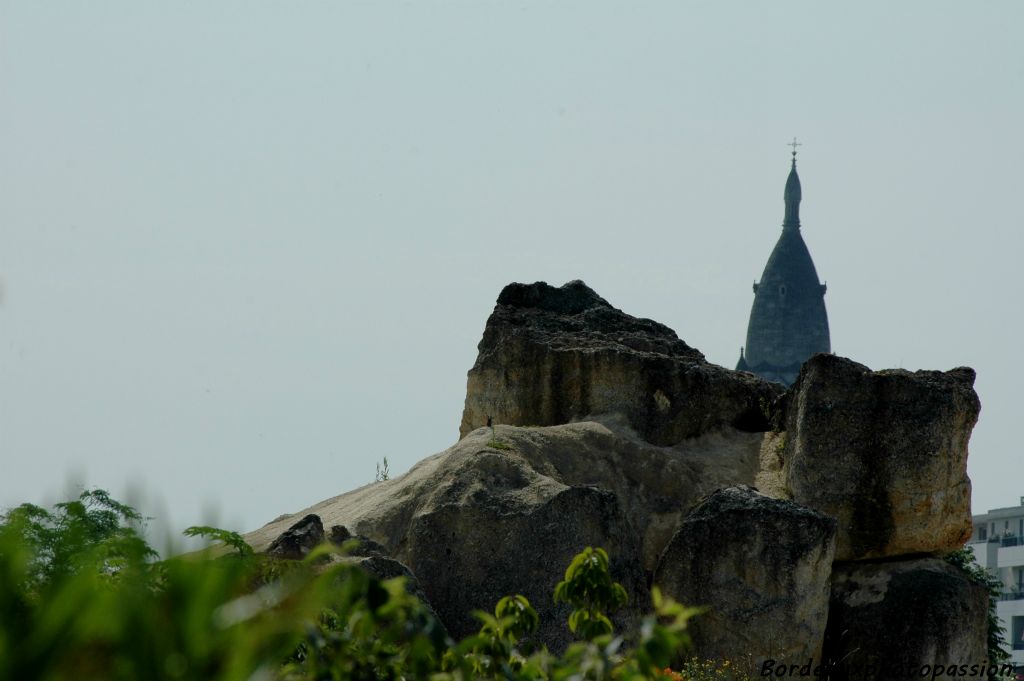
[375,457,390,482]
[487,425,512,450]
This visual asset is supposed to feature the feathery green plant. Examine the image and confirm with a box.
[0,490,703,680]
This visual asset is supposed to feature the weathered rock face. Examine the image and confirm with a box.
[248,281,984,661]
[266,514,325,560]
[408,480,645,649]
[246,419,763,648]
[824,559,989,680]
[653,486,836,674]
[460,280,782,446]
[769,354,979,561]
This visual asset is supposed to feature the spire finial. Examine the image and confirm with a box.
[788,137,801,166]
[783,139,802,228]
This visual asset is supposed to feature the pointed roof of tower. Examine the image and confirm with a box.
[736,142,830,386]
[783,143,802,229]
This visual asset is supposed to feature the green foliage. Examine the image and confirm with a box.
[630,588,703,674]
[493,594,541,642]
[661,658,752,680]
[279,551,448,680]
[183,526,254,558]
[0,488,156,590]
[554,546,629,640]
[0,491,278,680]
[458,594,541,676]
[1,491,704,681]
[0,491,449,681]
[945,547,1010,667]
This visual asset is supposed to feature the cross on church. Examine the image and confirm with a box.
[788,137,802,156]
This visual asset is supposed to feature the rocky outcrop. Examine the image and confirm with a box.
[266,514,325,560]
[459,280,782,446]
[247,419,764,647]
[766,354,979,561]
[654,486,836,674]
[823,559,989,680]
[248,281,986,659]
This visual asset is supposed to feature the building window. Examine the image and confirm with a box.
[979,527,988,540]
[1013,617,1024,650]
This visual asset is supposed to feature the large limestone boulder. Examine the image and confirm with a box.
[763,354,978,561]
[653,486,836,674]
[459,280,781,446]
[406,480,645,649]
[823,559,989,680]
[245,419,764,647]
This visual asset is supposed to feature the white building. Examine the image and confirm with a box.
[967,499,1024,665]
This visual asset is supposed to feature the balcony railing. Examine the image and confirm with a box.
[985,535,1023,547]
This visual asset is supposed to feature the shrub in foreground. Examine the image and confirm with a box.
[0,490,740,680]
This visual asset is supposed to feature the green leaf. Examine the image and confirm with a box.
[183,526,254,557]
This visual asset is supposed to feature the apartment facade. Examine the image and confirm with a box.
[967,499,1024,664]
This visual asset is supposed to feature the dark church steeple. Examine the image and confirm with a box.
[736,143,830,386]
[783,156,801,228]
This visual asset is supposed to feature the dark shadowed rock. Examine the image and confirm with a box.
[328,524,352,544]
[266,513,325,560]
[407,480,646,650]
[460,280,782,446]
[766,354,979,560]
[496,279,614,315]
[654,486,836,674]
[824,559,988,680]
[325,525,446,633]
[345,554,418,583]
[349,555,443,624]
[329,525,389,557]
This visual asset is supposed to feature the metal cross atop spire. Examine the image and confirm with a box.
[788,137,802,159]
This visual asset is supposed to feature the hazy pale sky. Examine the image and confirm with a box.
[2,2,1022,544]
